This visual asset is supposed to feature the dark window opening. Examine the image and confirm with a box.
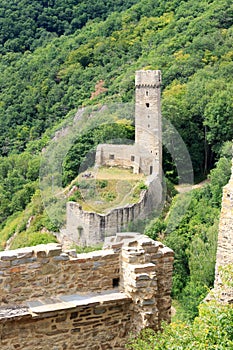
[109,154,115,160]
[113,278,120,288]
[146,91,149,96]
[131,155,135,161]
[150,166,153,175]
[146,103,150,108]
[148,115,150,118]
[77,226,83,237]
[148,124,150,128]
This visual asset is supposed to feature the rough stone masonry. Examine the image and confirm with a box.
[214,156,233,303]
[0,232,174,350]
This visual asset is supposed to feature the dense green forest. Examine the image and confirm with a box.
[0,0,233,344]
[0,0,139,54]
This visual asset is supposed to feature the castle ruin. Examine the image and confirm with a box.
[96,70,162,177]
[60,70,163,246]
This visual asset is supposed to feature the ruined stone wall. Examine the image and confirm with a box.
[0,297,132,350]
[95,143,157,176]
[61,176,162,246]
[0,233,174,349]
[0,243,119,305]
[214,159,233,302]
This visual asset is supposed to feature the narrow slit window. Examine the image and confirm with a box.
[131,155,135,161]
[150,166,153,175]
[146,91,149,96]
[109,154,115,160]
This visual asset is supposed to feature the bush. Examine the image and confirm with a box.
[97,179,108,188]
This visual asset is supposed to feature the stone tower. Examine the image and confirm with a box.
[135,70,162,177]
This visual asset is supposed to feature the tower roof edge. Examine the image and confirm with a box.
[135,70,161,87]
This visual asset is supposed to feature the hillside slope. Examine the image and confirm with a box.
[0,0,232,246]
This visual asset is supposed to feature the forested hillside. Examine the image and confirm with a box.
[0,0,138,53]
[0,0,232,332]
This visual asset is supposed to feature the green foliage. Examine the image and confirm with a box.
[101,190,116,202]
[10,231,57,250]
[132,182,148,199]
[97,180,108,189]
[128,265,233,349]
[0,0,139,54]
[127,300,233,349]
[143,148,232,319]
[74,243,103,254]
[207,158,232,207]
[0,190,59,250]
[68,189,82,202]
[144,218,166,241]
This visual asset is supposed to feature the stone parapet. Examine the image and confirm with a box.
[0,243,119,305]
[0,233,174,349]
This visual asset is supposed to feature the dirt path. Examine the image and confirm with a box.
[175,179,209,193]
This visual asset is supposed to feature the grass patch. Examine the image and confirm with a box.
[10,231,57,250]
[69,167,147,213]
[73,243,103,254]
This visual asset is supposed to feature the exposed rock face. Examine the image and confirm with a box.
[0,233,174,349]
[214,157,233,302]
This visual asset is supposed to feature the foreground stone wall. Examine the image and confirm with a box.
[0,296,132,350]
[0,233,174,349]
[0,244,119,305]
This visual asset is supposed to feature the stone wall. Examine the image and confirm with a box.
[0,233,174,349]
[95,143,159,176]
[60,176,162,246]
[0,243,119,305]
[0,295,132,350]
[213,158,233,302]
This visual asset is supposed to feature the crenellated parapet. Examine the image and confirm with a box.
[135,70,162,88]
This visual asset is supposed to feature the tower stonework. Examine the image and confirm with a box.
[96,70,162,177]
[135,70,162,177]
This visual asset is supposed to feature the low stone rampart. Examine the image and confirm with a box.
[0,233,174,349]
[0,243,119,305]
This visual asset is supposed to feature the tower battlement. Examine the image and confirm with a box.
[135,70,162,88]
